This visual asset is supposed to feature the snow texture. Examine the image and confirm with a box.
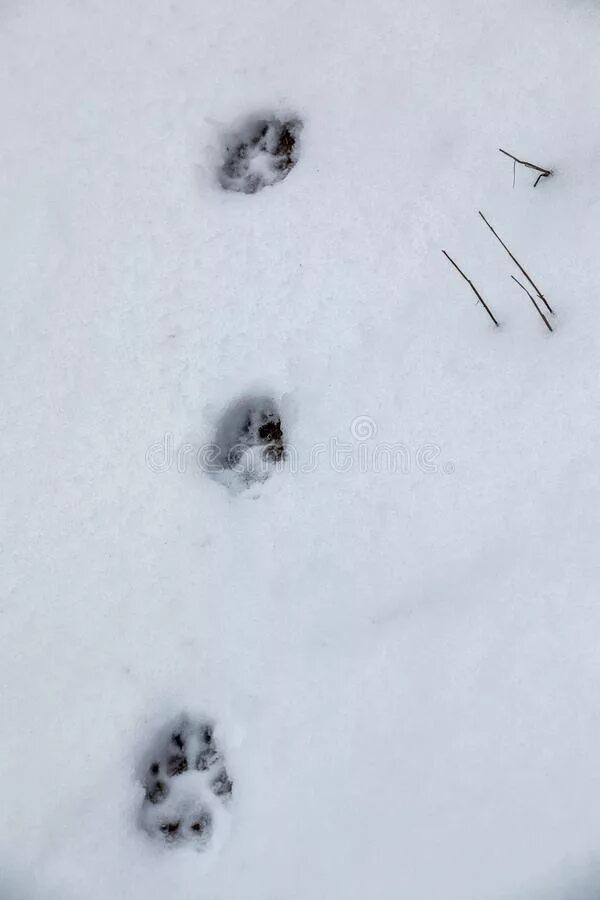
[2,1,600,899]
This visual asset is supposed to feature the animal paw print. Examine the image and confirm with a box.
[140,717,233,849]
[219,116,302,194]
[211,395,286,490]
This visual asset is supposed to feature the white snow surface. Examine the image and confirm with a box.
[2,0,600,898]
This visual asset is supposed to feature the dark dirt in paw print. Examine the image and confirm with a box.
[219,115,302,194]
[139,716,232,850]
[211,395,286,490]
[211,767,234,798]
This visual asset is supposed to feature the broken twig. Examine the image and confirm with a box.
[499,148,553,188]
[442,250,500,327]
[478,211,554,315]
[511,275,553,333]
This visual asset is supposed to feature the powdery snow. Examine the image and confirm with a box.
[2,1,600,899]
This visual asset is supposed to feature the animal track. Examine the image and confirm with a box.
[211,395,286,490]
[219,115,302,194]
[140,716,233,850]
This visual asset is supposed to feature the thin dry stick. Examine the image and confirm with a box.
[511,275,553,333]
[478,211,554,315]
[442,250,500,327]
[499,148,553,188]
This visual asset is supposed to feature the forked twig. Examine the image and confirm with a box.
[442,250,500,327]
[511,275,553,333]
[478,211,554,315]
[499,148,553,188]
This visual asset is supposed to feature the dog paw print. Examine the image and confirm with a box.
[140,717,233,849]
[219,115,302,194]
[211,395,286,490]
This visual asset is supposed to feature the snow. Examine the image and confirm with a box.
[2,0,600,898]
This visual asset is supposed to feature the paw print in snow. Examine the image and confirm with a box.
[211,395,286,490]
[219,116,302,194]
[140,717,233,850]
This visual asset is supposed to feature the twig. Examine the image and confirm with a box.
[478,211,554,315]
[442,250,500,327]
[498,148,553,188]
[511,275,553,333]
